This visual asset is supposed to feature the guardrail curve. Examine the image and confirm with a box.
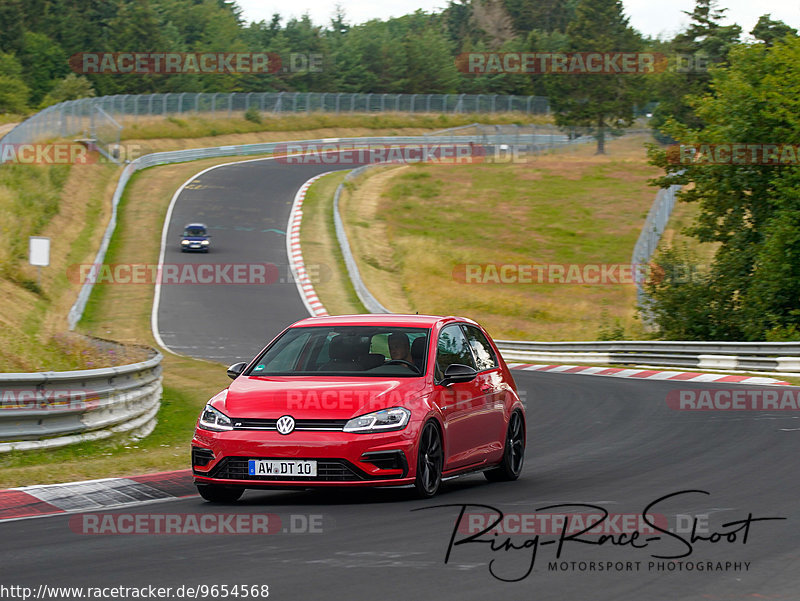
[0,344,162,452]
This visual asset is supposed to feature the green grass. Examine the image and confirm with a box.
[78,170,142,332]
[121,111,553,141]
[0,163,70,281]
[0,161,126,372]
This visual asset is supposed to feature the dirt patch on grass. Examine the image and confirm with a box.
[0,122,18,137]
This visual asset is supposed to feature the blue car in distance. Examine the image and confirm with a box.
[180,223,211,253]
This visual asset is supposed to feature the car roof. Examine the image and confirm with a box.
[290,314,478,329]
[184,223,207,229]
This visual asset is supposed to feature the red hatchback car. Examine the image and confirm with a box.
[192,314,526,500]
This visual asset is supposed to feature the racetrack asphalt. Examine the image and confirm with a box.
[1,158,797,600]
[155,158,348,364]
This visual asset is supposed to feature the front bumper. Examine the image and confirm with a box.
[192,427,416,488]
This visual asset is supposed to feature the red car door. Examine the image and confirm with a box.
[433,324,485,471]
[462,324,507,461]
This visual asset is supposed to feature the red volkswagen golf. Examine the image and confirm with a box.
[192,314,525,500]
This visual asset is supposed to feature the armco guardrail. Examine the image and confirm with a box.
[494,340,800,373]
[0,346,162,452]
[631,183,682,309]
[333,164,391,314]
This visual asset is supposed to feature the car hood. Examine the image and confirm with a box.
[182,236,208,241]
[220,376,428,420]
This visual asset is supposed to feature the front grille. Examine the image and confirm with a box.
[208,457,401,481]
[230,418,347,431]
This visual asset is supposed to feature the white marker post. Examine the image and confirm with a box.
[29,236,50,289]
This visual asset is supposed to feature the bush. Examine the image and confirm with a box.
[244,106,262,124]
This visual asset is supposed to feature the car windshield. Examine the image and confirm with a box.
[246,326,430,377]
[184,227,206,237]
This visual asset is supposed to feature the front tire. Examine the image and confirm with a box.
[197,485,244,503]
[414,421,443,498]
[485,410,525,482]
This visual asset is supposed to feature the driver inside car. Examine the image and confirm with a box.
[387,332,414,365]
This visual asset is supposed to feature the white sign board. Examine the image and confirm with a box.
[29,236,50,267]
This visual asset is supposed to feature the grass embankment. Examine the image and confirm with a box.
[0,161,128,372]
[332,134,662,340]
[121,111,551,144]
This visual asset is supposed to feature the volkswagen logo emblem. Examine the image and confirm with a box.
[276,415,295,435]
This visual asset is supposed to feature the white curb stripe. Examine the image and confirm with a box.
[512,364,791,386]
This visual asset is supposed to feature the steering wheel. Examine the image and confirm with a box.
[384,359,421,374]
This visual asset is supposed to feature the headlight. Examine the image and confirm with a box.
[201,240,210,245]
[343,407,410,433]
[198,404,233,431]
[181,240,190,245]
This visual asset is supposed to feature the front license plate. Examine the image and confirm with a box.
[248,459,317,477]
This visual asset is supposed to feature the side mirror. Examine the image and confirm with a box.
[441,363,477,385]
[227,362,247,380]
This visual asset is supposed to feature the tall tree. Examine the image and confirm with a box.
[646,37,800,340]
[0,53,30,113]
[503,0,577,34]
[544,0,644,153]
[18,32,68,105]
[751,14,797,47]
[0,0,25,54]
[649,0,741,137]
